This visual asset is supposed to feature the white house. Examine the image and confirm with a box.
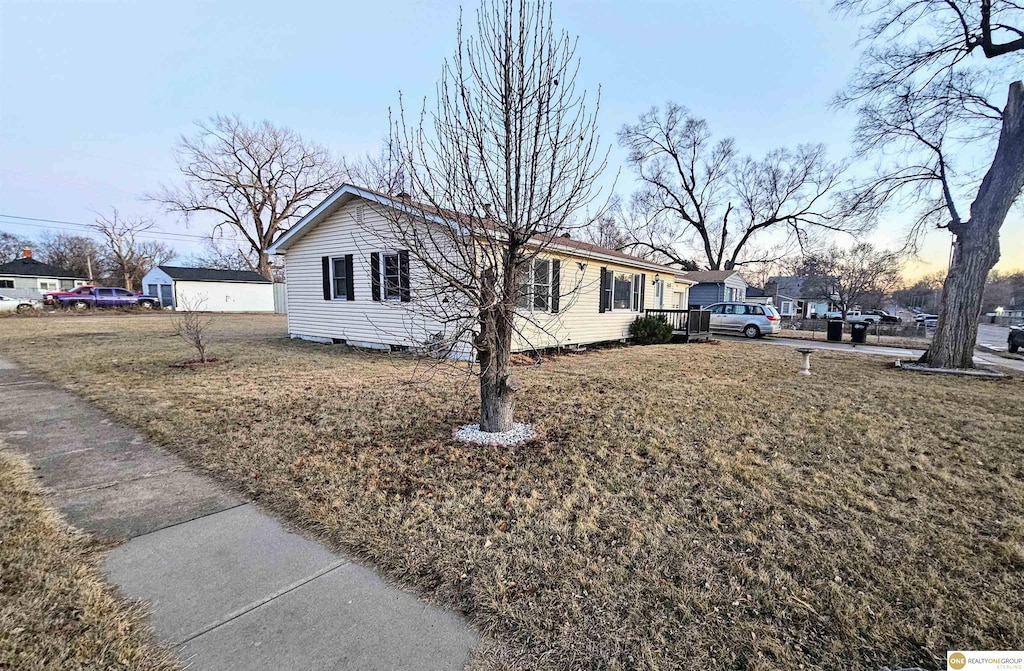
[268,184,696,355]
[141,266,274,312]
[0,249,88,299]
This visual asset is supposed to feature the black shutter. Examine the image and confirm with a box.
[344,254,355,301]
[550,259,561,313]
[639,273,646,311]
[399,250,411,302]
[599,267,608,313]
[322,256,331,300]
[370,252,381,301]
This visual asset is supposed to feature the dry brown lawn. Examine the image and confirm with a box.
[0,452,179,671]
[1,313,1022,671]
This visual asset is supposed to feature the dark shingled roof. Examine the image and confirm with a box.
[158,266,272,283]
[0,257,86,279]
[680,269,743,283]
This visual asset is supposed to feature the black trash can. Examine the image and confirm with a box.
[850,321,868,344]
[826,318,844,342]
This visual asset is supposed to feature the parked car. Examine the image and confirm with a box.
[705,302,782,338]
[0,294,39,313]
[1009,324,1024,354]
[47,286,160,310]
[859,309,900,324]
[42,284,97,307]
[914,313,939,323]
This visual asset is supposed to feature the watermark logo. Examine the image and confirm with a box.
[947,651,1024,670]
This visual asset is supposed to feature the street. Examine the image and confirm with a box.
[977,323,1012,351]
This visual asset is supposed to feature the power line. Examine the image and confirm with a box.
[0,213,251,245]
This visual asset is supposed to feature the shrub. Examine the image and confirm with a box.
[628,314,673,344]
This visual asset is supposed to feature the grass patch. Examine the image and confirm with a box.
[0,452,179,671]
[1,314,1022,670]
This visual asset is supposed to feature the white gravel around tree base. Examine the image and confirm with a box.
[453,423,536,446]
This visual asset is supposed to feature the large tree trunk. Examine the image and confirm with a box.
[475,270,517,433]
[257,251,273,281]
[924,81,1024,369]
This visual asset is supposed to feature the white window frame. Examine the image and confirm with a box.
[780,300,793,316]
[330,256,349,300]
[38,279,58,291]
[515,257,555,313]
[610,271,641,312]
[381,251,402,302]
[0,279,13,289]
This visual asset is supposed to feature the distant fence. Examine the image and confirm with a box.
[273,283,287,314]
[981,315,1023,326]
[783,317,934,341]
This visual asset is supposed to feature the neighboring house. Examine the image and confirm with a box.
[0,249,88,300]
[682,270,748,307]
[140,266,274,312]
[746,286,798,317]
[765,275,838,318]
[267,184,695,356]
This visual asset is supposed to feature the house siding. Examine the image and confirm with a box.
[688,282,724,307]
[283,200,468,354]
[282,199,688,355]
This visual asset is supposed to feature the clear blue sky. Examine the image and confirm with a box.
[0,0,1018,274]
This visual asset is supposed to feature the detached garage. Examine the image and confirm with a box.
[141,266,274,312]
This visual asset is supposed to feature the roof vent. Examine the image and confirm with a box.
[558,232,571,238]
[396,191,411,200]
[22,247,32,258]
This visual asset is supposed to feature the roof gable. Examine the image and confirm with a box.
[0,257,85,279]
[157,266,271,283]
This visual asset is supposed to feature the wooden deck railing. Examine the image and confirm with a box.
[644,308,712,337]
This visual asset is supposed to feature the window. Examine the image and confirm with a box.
[724,304,737,314]
[612,272,641,311]
[748,305,764,315]
[331,257,348,299]
[515,258,557,312]
[0,280,12,289]
[533,259,551,311]
[653,279,664,309]
[38,280,58,291]
[114,288,133,296]
[98,288,115,296]
[147,284,158,297]
[382,252,401,300]
[780,300,793,316]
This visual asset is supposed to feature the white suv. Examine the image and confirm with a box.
[705,302,782,338]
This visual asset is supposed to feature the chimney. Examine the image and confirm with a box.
[483,203,492,217]
[22,247,32,259]
[396,191,410,200]
[559,232,571,239]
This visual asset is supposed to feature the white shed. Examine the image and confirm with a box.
[141,266,274,312]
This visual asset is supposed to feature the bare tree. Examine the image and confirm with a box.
[152,116,347,280]
[38,232,102,282]
[0,232,33,263]
[172,295,215,363]
[384,0,606,433]
[618,103,866,271]
[92,211,177,290]
[836,0,1024,368]
[803,243,904,318]
[183,238,259,273]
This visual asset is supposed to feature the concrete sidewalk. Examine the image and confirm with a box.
[718,334,1024,373]
[0,358,479,671]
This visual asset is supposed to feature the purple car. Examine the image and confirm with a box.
[47,286,160,310]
